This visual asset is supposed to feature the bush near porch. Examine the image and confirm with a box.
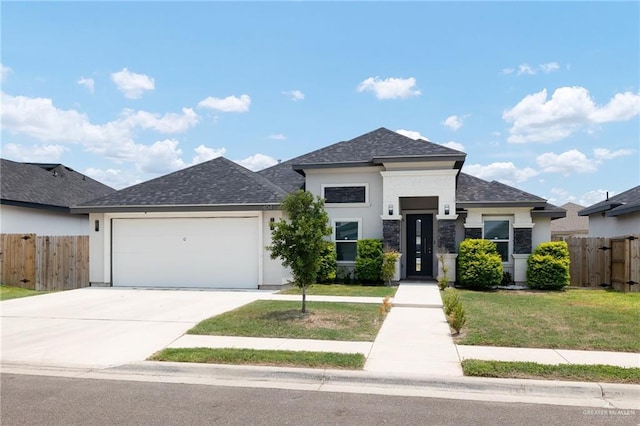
[457,239,503,290]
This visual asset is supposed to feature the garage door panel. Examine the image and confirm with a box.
[112,218,258,288]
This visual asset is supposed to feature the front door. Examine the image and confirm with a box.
[406,214,433,277]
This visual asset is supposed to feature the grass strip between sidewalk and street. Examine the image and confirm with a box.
[0,285,48,301]
[188,300,384,341]
[455,289,640,352]
[149,347,366,370]
[462,359,640,384]
[278,284,397,298]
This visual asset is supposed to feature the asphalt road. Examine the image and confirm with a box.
[1,374,636,426]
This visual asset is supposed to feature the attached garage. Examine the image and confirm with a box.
[112,217,259,289]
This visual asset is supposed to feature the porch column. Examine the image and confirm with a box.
[436,215,458,284]
[382,218,401,251]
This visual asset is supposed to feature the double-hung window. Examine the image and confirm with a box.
[483,218,511,262]
[334,220,360,262]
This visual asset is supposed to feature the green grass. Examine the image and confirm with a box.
[0,285,47,301]
[278,284,397,298]
[454,288,640,352]
[149,347,365,369]
[462,359,640,384]
[188,300,384,341]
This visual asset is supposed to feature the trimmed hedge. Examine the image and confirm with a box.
[527,241,570,290]
[317,241,337,283]
[355,239,383,284]
[458,239,503,290]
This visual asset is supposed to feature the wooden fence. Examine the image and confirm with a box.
[567,235,640,292]
[0,234,90,291]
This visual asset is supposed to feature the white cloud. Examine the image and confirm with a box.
[268,133,286,140]
[1,143,66,162]
[517,64,536,75]
[77,77,95,93]
[357,76,420,99]
[236,153,278,171]
[442,141,465,152]
[503,87,640,143]
[134,139,185,174]
[198,94,251,112]
[536,149,598,174]
[110,68,155,99]
[593,147,634,160]
[192,145,226,165]
[539,62,560,73]
[394,129,430,141]
[84,167,140,190]
[442,115,463,131]
[1,63,13,81]
[282,90,304,101]
[579,189,615,206]
[464,162,538,185]
[117,107,200,133]
[501,68,515,75]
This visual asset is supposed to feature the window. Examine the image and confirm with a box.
[483,219,510,262]
[334,220,359,261]
[323,185,367,204]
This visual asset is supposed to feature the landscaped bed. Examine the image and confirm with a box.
[149,347,365,369]
[278,284,396,298]
[0,285,48,301]
[188,300,385,341]
[462,359,640,384]
[454,288,640,352]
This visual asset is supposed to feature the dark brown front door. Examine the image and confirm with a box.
[406,214,433,277]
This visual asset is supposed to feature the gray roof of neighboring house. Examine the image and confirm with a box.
[259,127,466,192]
[578,185,640,217]
[0,158,115,212]
[73,157,288,213]
[551,203,589,233]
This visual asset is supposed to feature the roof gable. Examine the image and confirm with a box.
[0,158,115,211]
[579,185,640,217]
[75,157,288,211]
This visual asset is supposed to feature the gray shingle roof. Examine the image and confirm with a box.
[74,157,288,212]
[259,127,465,192]
[579,185,640,217]
[0,158,115,211]
[456,173,547,204]
[550,203,589,233]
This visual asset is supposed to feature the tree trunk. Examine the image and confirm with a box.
[301,284,307,314]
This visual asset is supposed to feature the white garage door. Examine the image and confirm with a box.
[112,217,259,288]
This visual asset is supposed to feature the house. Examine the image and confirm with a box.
[578,185,640,237]
[551,202,589,241]
[74,128,565,289]
[1,159,115,236]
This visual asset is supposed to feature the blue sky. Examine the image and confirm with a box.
[2,2,638,207]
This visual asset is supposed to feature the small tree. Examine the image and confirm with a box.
[268,190,331,313]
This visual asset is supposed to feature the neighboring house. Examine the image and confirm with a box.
[74,128,565,289]
[578,185,640,237]
[1,159,115,236]
[551,202,589,241]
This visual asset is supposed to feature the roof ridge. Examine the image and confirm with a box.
[217,157,289,197]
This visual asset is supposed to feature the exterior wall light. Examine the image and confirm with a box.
[444,204,450,215]
[94,220,100,232]
[388,204,394,215]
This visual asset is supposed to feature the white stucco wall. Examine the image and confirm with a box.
[587,212,640,237]
[532,216,551,250]
[381,169,458,218]
[1,204,89,236]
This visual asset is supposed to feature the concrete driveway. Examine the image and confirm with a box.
[1,287,263,368]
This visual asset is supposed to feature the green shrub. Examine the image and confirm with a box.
[381,249,399,286]
[355,239,383,284]
[448,302,466,334]
[457,239,503,290]
[527,241,570,290]
[317,241,337,283]
[442,288,461,316]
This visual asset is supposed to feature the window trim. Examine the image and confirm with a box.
[322,183,369,206]
[482,216,512,263]
[332,218,362,263]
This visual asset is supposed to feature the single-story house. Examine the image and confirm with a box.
[1,159,115,236]
[73,128,565,289]
[550,202,589,241]
[578,185,640,237]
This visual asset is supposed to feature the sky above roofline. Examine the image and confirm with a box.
[1,2,638,207]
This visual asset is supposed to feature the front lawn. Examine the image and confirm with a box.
[462,359,640,384]
[188,300,384,341]
[455,289,640,352]
[278,284,396,298]
[0,285,47,301]
[150,347,365,369]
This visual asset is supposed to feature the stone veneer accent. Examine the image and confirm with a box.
[514,228,532,254]
[437,220,457,253]
[464,228,482,239]
[382,220,401,251]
